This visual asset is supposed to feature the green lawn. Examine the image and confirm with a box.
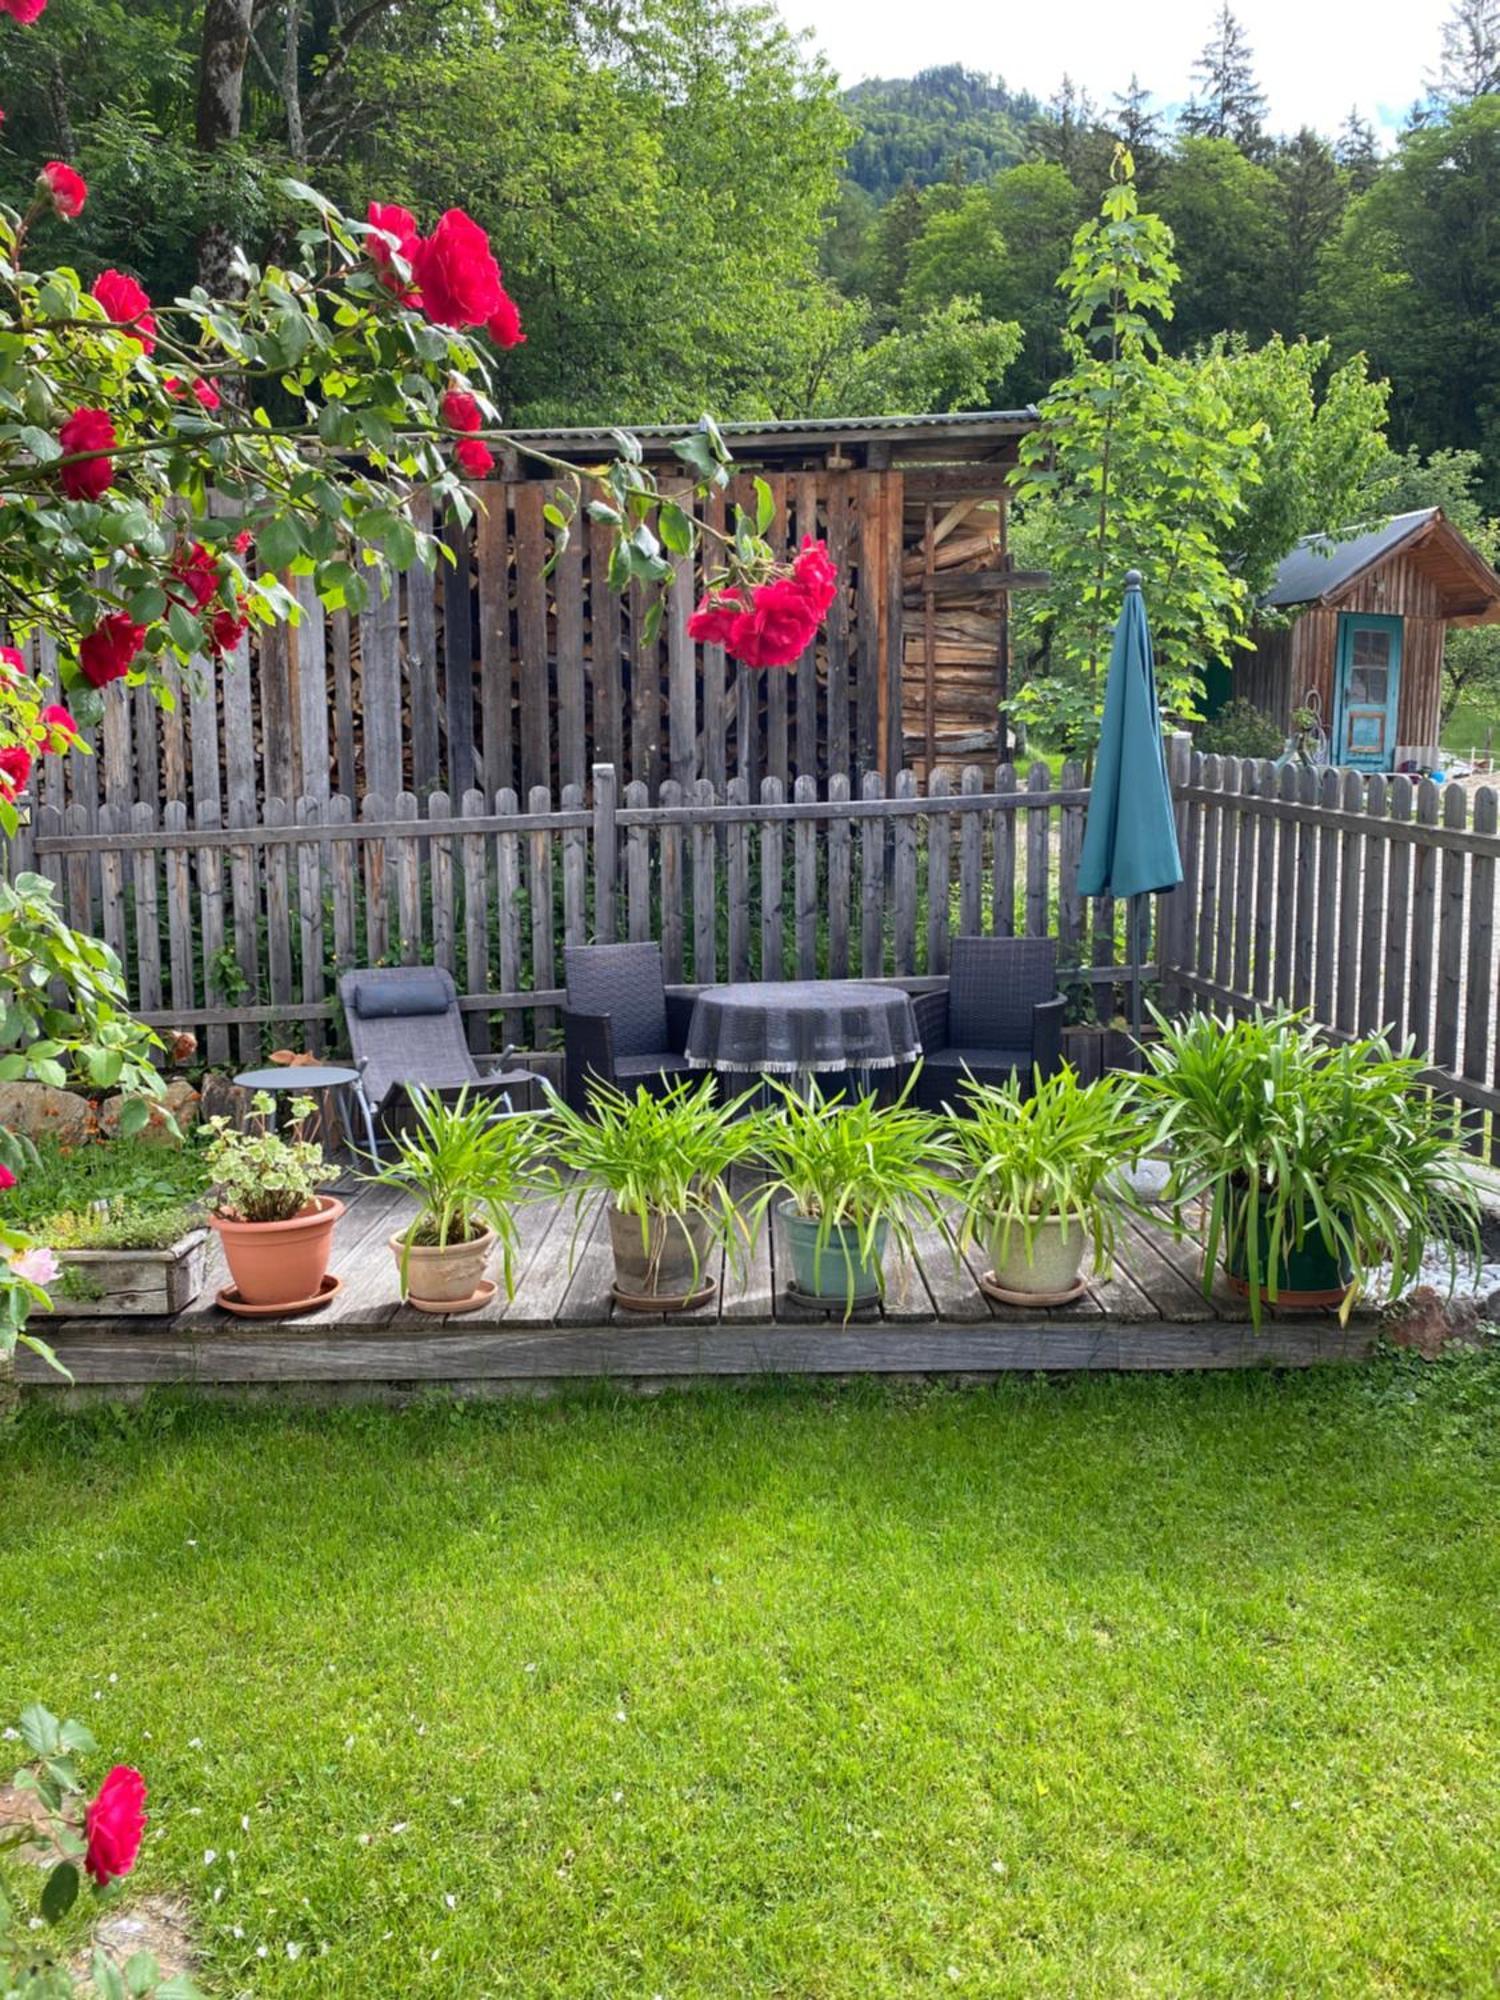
[5,1365,1500,1997]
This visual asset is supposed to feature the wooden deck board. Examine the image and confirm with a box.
[25,1184,1376,1388]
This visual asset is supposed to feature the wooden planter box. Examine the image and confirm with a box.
[40,1230,209,1318]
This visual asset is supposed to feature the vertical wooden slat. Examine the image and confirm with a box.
[292,574,330,805]
[1214,759,1242,997]
[726,775,750,982]
[764,475,790,790]
[827,771,851,980]
[630,581,660,797]
[1408,776,1441,1057]
[992,762,1016,937]
[330,610,357,799]
[1383,776,1414,1042]
[188,662,227,1067]
[428,791,455,977]
[1252,760,1276,1006]
[295,793,325,1056]
[892,768,918,975]
[592,762,618,945]
[64,802,93,939]
[860,771,886,978]
[1464,786,1495,1153]
[258,581,296,805]
[1271,762,1299,1008]
[159,663,186,805]
[1357,775,1388,1034]
[1195,754,1221,980]
[1313,766,1341,1025]
[328,793,357,980]
[96,804,127,980]
[557,528,588,795]
[1291,764,1320,1012]
[129,800,161,1016]
[463,788,496,1055]
[658,778,684,983]
[691,777,717,984]
[1231,757,1257,1001]
[1025,762,1050,938]
[443,506,477,798]
[395,790,422,965]
[1335,769,1365,1037]
[226,733,261,1067]
[492,788,520,1053]
[360,576,402,802]
[528,785,558,1047]
[514,485,550,800]
[262,797,294,1033]
[759,775,784,979]
[1434,779,1468,1081]
[162,802,193,1026]
[625,778,651,942]
[855,474,881,786]
[824,473,851,782]
[1056,758,1083,966]
[793,772,818,978]
[700,488,729,798]
[561,781,588,969]
[588,517,624,787]
[926,768,952,976]
[793,473,819,784]
[360,793,389,968]
[405,502,440,797]
[883,469,905,790]
[478,487,513,797]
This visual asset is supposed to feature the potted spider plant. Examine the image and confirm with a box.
[751,1075,956,1314]
[365,1087,553,1313]
[202,1092,342,1314]
[541,1074,761,1310]
[950,1065,1144,1305]
[1136,1008,1481,1324]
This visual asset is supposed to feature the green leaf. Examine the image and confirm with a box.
[124,1951,161,1996]
[92,1948,128,2000]
[59,1719,99,1755]
[40,1859,79,1924]
[754,476,775,536]
[19,1703,61,1756]
[117,1097,152,1137]
[658,500,693,556]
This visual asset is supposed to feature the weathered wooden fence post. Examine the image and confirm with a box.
[592,763,618,945]
[1158,732,1193,1009]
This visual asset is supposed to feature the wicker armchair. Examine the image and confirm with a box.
[562,942,697,1113]
[912,936,1066,1111]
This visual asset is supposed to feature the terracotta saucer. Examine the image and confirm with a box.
[405,1277,498,1317]
[217,1273,343,1319]
[611,1279,716,1314]
[979,1271,1088,1309]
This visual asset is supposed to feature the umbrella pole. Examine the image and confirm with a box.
[1130,892,1145,1071]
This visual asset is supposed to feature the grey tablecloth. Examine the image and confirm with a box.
[685,980,920,1075]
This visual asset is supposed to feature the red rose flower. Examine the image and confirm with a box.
[233,530,253,555]
[91,269,156,353]
[0,644,23,679]
[83,1766,146,1886]
[165,376,221,411]
[686,589,746,649]
[413,209,505,329]
[169,541,221,612]
[367,200,421,302]
[0,745,32,799]
[455,438,494,479]
[38,161,86,219]
[486,288,525,350]
[792,536,838,618]
[78,614,145,688]
[0,1163,15,1192]
[726,576,821,670]
[440,387,482,433]
[0,0,49,20]
[36,703,77,750]
[58,407,117,502]
[207,608,248,657]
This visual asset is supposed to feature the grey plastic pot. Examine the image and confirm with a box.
[608,1204,717,1305]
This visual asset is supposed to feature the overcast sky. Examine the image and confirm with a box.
[771,0,1450,141]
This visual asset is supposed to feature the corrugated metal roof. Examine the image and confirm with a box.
[1263,510,1439,607]
[498,408,1039,454]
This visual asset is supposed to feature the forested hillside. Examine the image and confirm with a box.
[841,67,1039,200]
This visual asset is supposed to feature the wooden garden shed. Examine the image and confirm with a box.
[1234,508,1500,771]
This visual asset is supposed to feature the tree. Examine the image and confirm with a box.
[1271,129,1348,328]
[1009,151,1262,756]
[1109,74,1165,180]
[1154,138,1278,348]
[1180,5,1268,156]
[1430,0,1500,102]
[1335,107,1381,193]
[808,297,1024,417]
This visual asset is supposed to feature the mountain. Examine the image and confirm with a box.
[842,65,1041,202]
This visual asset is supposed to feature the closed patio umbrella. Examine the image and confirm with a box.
[1076,571,1184,1063]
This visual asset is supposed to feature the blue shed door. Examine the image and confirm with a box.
[1333,613,1403,771]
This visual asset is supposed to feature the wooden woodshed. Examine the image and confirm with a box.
[1234,508,1500,771]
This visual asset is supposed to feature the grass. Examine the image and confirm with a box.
[4,1365,1500,1996]
[7,1137,208,1242]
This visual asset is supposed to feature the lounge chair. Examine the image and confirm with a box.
[562,942,697,1113]
[911,936,1066,1111]
[339,966,516,1155]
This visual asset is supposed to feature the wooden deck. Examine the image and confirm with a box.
[18,1179,1377,1391]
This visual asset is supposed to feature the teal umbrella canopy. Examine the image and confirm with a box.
[1077,572,1184,900]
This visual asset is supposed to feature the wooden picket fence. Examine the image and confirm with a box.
[21,760,1147,1072]
[1164,740,1500,1156]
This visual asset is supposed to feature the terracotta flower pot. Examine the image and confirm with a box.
[210,1196,343,1307]
[389,1224,495,1306]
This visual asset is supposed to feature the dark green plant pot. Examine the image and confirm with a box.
[1223,1222,1351,1311]
[779,1200,888,1305]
